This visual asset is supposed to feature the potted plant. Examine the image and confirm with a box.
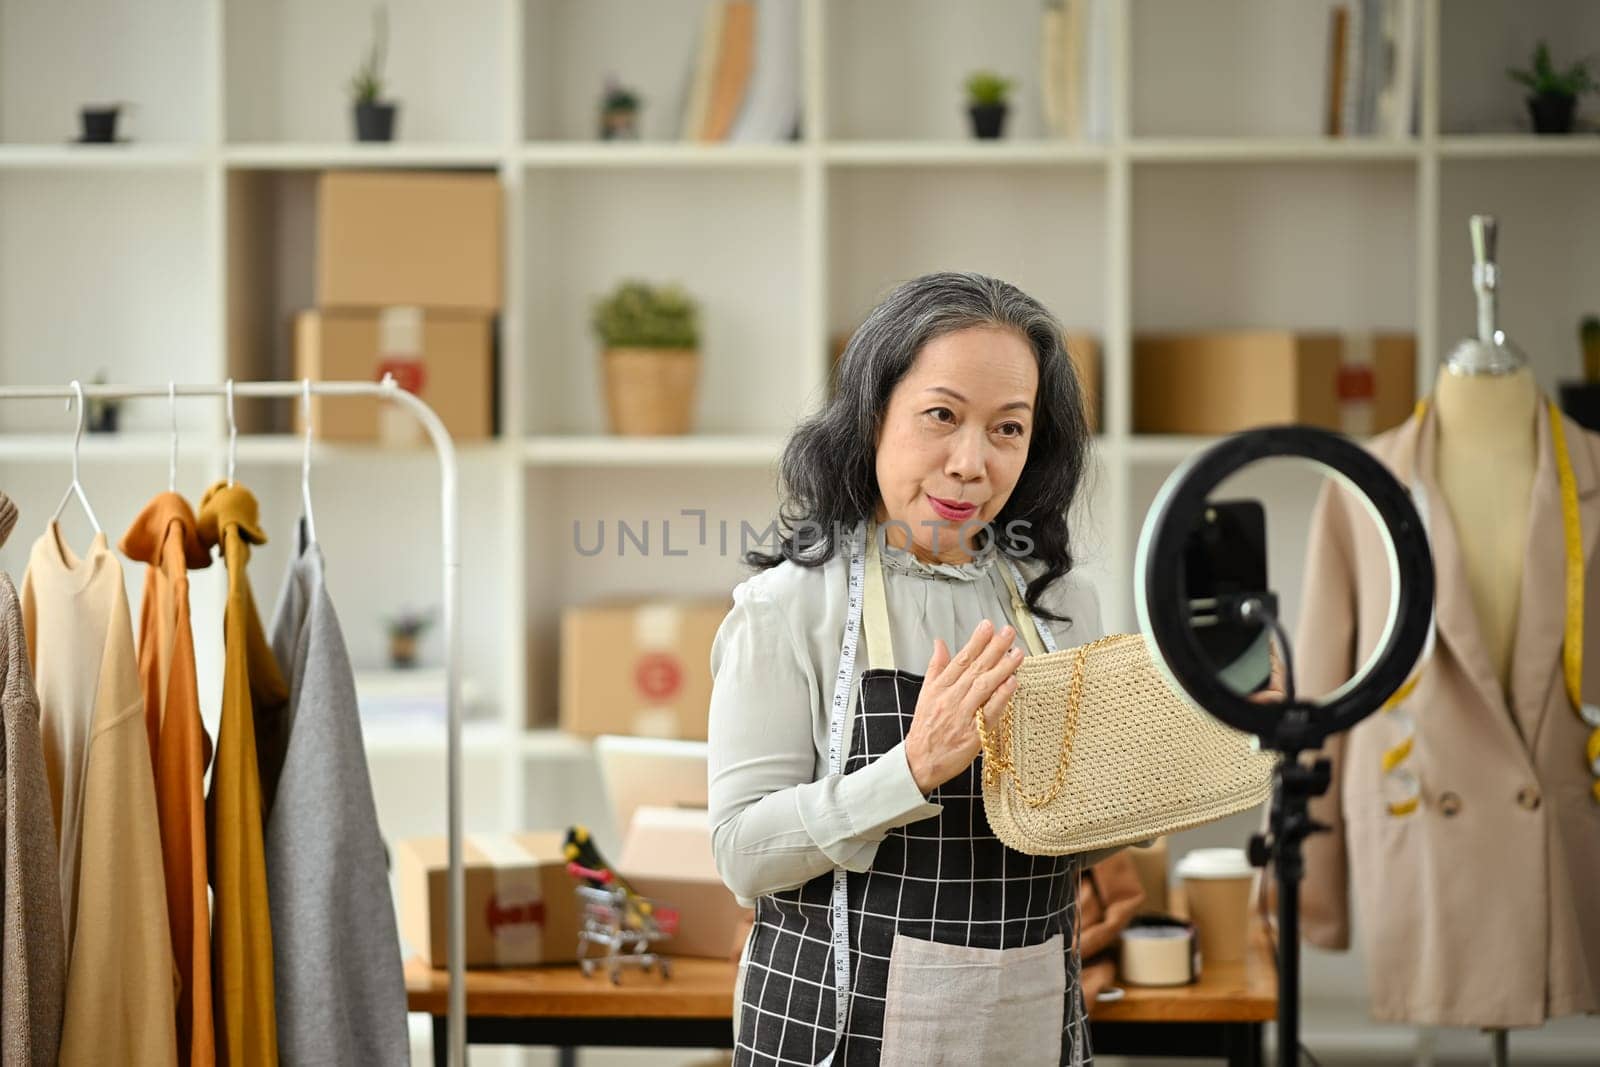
[350,5,398,142]
[966,71,1015,139]
[77,102,129,144]
[385,606,434,669]
[591,280,701,435]
[1507,41,1596,134]
[599,76,642,140]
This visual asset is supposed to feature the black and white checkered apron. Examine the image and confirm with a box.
[733,524,1089,1066]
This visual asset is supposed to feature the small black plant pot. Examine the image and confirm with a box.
[1528,92,1577,134]
[88,405,119,434]
[79,106,120,143]
[354,101,398,142]
[388,631,419,669]
[969,103,1008,139]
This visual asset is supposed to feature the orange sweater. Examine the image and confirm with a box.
[122,493,216,1066]
[198,483,287,1067]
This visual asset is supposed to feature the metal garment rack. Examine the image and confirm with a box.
[0,379,467,1067]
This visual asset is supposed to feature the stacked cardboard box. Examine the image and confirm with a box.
[560,598,732,740]
[295,171,502,443]
[1133,331,1415,437]
[398,832,581,967]
[619,806,752,960]
[397,814,750,967]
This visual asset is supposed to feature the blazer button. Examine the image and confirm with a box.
[1516,786,1543,811]
[1438,792,1462,817]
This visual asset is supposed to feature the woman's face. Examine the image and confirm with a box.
[874,326,1038,564]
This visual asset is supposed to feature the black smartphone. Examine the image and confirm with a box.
[1181,499,1274,694]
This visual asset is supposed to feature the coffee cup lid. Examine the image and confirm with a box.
[1175,847,1253,880]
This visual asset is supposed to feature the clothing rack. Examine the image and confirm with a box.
[0,378,467,1067]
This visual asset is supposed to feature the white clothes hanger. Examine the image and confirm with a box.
[169,380,178,492]
[51,378,103,535]
[225,378,238,487]
[301,378,318,546]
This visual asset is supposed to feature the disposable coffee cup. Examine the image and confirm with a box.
[1174,847,1253,965]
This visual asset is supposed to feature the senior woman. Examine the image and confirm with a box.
[708,272,1115,1066]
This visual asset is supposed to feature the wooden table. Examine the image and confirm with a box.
[1089,929,1277,1066]
[407,931,1277,1066]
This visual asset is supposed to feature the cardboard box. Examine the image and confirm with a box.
[397,832,581,968]
[317,171,502,312]
[1135,331,1342,435]
[1128,836,1171,917]
[619,806,752,959]
[1134,331,1415,437]
[1065,331,1101,434]
[560,599,731,740]
[293,308,495,443]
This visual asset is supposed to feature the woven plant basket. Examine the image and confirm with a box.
[602,347,699,435]
[980,633,1277,856]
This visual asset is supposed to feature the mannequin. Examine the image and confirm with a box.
[1426,217,1536,1067]
[1289,217,1600,1058]
[1432,367,1536,1067]
[1432,363,1538,698]
[1435,213,1539,703]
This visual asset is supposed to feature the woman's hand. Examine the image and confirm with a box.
[1248,639,1287,706]
[904,618,1024,794]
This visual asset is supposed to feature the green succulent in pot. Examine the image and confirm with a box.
[350,5,398,141]
[1507,41,1597,134]
[591,280,700,350]
[965,70,1015,140]
[592,281,702,436]
[965,71,1015,108]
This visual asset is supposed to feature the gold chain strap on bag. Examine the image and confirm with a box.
[976,633,1278,856]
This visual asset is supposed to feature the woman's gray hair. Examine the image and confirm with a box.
[746,271,1093,626]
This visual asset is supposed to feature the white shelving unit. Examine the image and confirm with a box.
[4,1,1600,1060]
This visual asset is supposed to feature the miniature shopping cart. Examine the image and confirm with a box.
[566,862,679,984]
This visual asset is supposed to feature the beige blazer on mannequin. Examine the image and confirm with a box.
[1293,400,1600,1028]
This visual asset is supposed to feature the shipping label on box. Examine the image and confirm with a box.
[560,599,731,740]
[294,308,495,443]
[1338,333,1416,437]
[398,832,581,968]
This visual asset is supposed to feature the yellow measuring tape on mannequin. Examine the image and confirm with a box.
[1381,398,1600,815]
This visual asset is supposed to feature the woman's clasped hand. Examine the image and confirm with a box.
[903,617,1025,794]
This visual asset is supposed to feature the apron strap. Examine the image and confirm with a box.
[997,555,1051,656]
[863,521,896,672]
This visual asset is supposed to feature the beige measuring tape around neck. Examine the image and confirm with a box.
[1381,397,1600,815]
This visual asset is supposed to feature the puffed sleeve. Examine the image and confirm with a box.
[708,581,941,905]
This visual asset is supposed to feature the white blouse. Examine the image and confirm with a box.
[707,542,1106,906]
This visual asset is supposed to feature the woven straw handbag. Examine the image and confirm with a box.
[977,633,1278,856]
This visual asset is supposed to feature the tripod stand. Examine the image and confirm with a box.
[1248,742,1332,1067]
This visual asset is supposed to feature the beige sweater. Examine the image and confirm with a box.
[24,525,177,1065]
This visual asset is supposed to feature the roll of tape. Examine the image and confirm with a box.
[1119,915,1199,986]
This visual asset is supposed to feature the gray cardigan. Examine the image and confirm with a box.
[266,532,408,1066]
[1,568,64,1065]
